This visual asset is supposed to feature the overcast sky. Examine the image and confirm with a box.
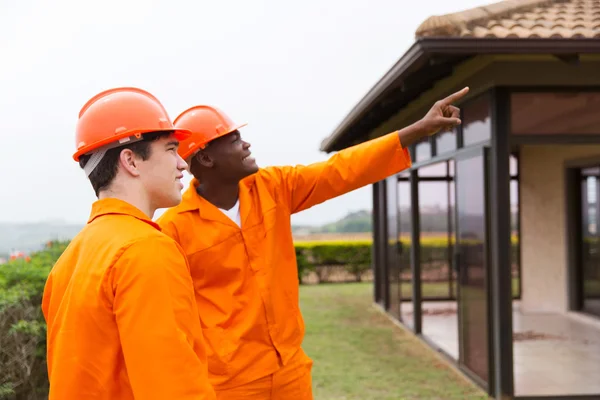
[0,0,486,226]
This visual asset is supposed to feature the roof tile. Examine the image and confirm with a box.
[416,0,600,38]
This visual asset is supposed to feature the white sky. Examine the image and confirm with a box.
[0,0,486,226]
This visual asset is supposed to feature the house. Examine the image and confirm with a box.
[320,0,600,398]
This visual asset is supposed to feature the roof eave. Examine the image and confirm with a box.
[319,40,427,153]
[321,37,600,153]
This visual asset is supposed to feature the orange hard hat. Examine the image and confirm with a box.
[173,105,247,160]
[73,87,191,162]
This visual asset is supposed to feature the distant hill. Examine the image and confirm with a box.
[0,222,83,256]
[316,210,372,233]
[1,206,518,257]
[292,207,519,236]
[292,210,372,234]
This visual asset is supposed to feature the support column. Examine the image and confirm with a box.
[490,87,515,398]
[410,169,422,334]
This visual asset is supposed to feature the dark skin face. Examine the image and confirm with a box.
[189,130,259,210]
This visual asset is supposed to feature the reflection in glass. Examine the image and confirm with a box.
[419,160,458,360]
[510,179,520,299]
[419,162,447,177]
[512,92,600,135]
[415,138,431,162]
[510,154,520,299]
[580,168,600,318]
[510,154,518,176]
[386,176,401,319]
[463,94,491,146]
[418,161,453,300]
[436,128,457,154]
[456,154,489,384]
[398,178,414,328]
[374,181,387,307]
[449,160,457,299]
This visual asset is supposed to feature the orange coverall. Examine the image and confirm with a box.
[157,131,411,397]
[41,198,216,400]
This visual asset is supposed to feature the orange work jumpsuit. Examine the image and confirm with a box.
[41,198,216,400]
[157,131,411,399]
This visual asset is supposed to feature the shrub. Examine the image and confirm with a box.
[294,236,520,284]
[0,241,66,400]
[295,241,371,282]
[295,247,315,284]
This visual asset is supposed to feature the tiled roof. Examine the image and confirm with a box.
[416,0,600,38]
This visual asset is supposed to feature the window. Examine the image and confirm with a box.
[417,161,454,301]
[398,177,414,328]
[415,138,431,162]
[512,92,600,135]
[436,127,457,154]
[462,94,491,146]
[418,162,447,177]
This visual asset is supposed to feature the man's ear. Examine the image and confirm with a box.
[196,150,214,168]
[119,148,141,177]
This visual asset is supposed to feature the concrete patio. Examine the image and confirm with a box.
[405,301,600,397]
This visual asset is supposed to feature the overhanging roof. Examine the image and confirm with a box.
[320,37,600,153]
[321,0,600,153]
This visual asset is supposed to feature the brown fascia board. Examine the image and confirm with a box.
[320,37,600,153]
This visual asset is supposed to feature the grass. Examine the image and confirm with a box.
[300,282,488,400]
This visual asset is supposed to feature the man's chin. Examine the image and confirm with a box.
[159,194,183,210]
[241,164,259,179]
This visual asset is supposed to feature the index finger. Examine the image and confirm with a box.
[441,87,470,105]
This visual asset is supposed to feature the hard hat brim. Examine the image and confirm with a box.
[73,127,192,162]
[178,122,248,161]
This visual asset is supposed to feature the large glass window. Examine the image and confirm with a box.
[418,162,454,300]
[462,93,491,146]
[456,152,490,384]
[398,172,414,328]
[386,176,401,319]
[512,92,600,135]
[419,161,459,360]
[580,167,600,318]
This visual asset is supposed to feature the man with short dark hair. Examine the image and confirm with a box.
[79,130,165,196]
[42,87,217,400]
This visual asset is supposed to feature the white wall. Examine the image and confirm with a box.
[520,145,600,313]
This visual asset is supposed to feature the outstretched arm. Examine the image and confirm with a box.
[269,87,468,214]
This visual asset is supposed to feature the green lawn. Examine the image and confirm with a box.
[300,283,488,400]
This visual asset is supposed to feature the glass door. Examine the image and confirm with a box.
[454,147,491,388]
[398,173,414,328]
[386,176,401,319]
[580,167,600,318]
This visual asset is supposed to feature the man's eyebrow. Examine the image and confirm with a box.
[166,140,179,148]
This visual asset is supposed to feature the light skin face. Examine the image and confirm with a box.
[102,134,188,217]
[139,135,188,210]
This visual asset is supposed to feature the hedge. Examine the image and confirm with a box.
[294,236,521,284]
[0,241,66,399]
